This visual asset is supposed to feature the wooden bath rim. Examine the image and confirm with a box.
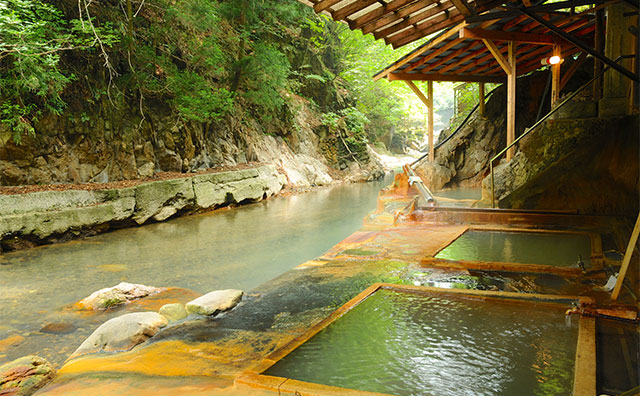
[235,283,596,396]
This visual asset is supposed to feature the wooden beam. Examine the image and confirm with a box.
[520,7,639,82]
[461,27,558,45]
[593,8,604,100]
[332,0,378,20]
[376,7,456,40]
[450,0,473,16]
[390,14,467,48]
[405,39,464,73]
[390,72,505,82]
[559,51,587,91]
[612,213,640,300]
[574,316,597,396]
[551,45,562,106]
[422,41,481,73]
[483,39,512,74]
[314,0,341,13]
[479,82,486,115]
[362,0,452,34]
[428,80,434,162]
[351,0,425,30]
[506,41,516,161]
[374,22,467,81]
[465,0,611,23]
[405,80,430,107]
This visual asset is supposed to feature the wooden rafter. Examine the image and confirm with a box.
[389,14,467,48]
[362,1,454,35]
[465,0,611,23]
[376,7,457,40]
[404,39,465,73]
[460,27,560,45]
[389,72,505,82]
[350,0,424,30]
[373,22,468,80]
[483,39,513,74]
[422,41,481,73]
[450,0,473,16]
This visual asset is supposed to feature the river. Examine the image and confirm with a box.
[0,178,390,366]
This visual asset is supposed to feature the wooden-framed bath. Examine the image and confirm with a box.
[422,225,603,277]
[235,283,596,396]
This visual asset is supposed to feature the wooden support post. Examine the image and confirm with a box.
[479,83,485,116]
[611,212,640,300]
[593,8,604,101]
[551,45,561,107]
[427,81,434,162]
[405,80,435,162]
[506,41,516,161]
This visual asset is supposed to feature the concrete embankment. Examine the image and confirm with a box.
[0,165,286,251]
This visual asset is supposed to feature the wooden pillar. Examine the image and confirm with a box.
[551,45,561,107]
[612,213,640,300]
[479,82,485,116]
[506,41,516,161]
[427,81,434,162]
[405,80,434,162]
[592,8,604,101]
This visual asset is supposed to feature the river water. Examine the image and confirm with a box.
[0,178,390,366]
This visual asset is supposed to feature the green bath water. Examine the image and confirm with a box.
[265,289,578,396]
[435,230,591,267]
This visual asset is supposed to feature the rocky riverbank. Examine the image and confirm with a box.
[0,165,285,252]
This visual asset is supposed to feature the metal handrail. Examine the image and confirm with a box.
[411,84,502,168]
[489,54,636,208]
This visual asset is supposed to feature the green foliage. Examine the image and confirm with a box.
[0,0,117,143]
[340,107,368,135]
[240,43,291,119]
[167,71,233,123]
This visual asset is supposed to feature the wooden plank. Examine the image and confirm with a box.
[351,0,423,30]
[428,80,434,162]
[506,41,516,161]
[374,22,467,80]
[450,0,473,16]
[483,39,512,74]
[362,0,452,34]
[421,41,481,73]
[390,14,467,48]
[479,82,485,115]
[405,80,431,108]
[573,316,596,396]
[461,27,558,45]
[404,38,463,72]
[314,0,341,13]
[390,72,505,82]
[333,0,378,20]
[444,43,505,74]
[611,212,640,300]
[551,45,562,106]
[377,8,455,40]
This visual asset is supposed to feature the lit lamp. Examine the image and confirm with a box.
[541,55,563,65]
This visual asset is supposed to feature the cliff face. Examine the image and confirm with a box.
[414,71,548,190]
[0,95,341,188]
[486,115,639,217]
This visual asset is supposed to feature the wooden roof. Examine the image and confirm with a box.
[373,5,602,82]
[300,0,507,48]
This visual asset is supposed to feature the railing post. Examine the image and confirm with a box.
[490,160,495,208]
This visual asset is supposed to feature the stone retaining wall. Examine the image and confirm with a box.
[0,165,286,251]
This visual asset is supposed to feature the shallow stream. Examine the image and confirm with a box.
[0,179,389,366]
